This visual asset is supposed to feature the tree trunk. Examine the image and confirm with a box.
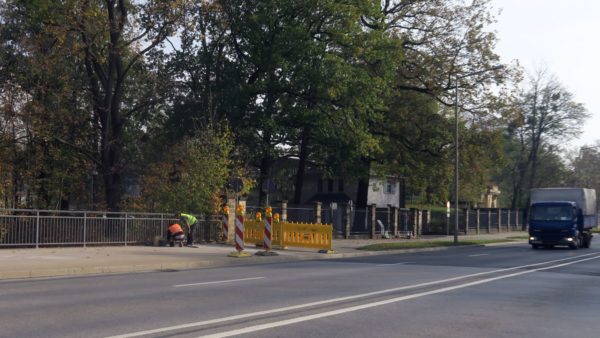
[356,179,369,207]
[258,154,272,207]
[511,160,527,209]
[83,1,127,211]
[356,159,371,207]
[293,129,310,204]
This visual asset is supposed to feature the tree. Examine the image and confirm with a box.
[360,0,514,206]
[363,0,512,114]
[73,0,189,210]
[170,0,402,206]
[0,0,192,210]
[567,145,600,191]
[135,125,234,214]
[0,0,95,209]
[506,68,588,208]
[372,91,452,204]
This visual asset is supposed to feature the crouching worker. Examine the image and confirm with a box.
[167,223,185,247]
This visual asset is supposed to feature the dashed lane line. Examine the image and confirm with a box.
[375,262,416,266]
[173,277,265,288]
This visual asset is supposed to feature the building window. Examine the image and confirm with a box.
[338,179,344,192]
[328,179,334,192]
[385,181,395,194]
[318,179,323,193]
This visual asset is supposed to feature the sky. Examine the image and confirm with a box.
[490,0,600,148]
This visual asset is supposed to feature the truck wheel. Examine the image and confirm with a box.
[531,244,539,249]
[583,234,591,248]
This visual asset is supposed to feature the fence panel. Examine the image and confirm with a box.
[350,207,370,235]
[423,211,445,235]
[468,210,478,231]
[399,209,412,236]
[490,209,499,231]
[196,217,220,243]
[373,208,389,236]
[0,214,36,246]
[0,208,212,247]
[286,206,315,223]
[479,210,489,233]
[499,209,507,231]
[321,205,343,236]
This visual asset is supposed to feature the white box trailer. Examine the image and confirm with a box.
[530,188,597,229]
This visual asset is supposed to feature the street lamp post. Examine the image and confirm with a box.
[454,76,459,244]
[454,65,503,244]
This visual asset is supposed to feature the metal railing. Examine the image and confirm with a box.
[0,208,220,248]
[423,208,523,235]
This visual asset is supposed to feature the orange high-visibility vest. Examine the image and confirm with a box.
[168,223,184,234]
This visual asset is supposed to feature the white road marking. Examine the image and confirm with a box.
[173,277,265,288]
[375,262,415,266]
[108,252,598,338]
[196,254,600,338]
[468,254,489,257]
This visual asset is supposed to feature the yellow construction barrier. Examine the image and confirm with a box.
[243,220,266,246]
[281,222,332,251]
[243,219,332,252]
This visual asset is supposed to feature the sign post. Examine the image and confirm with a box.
[446,201,451,236]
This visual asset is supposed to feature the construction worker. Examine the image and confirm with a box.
[166,223,185,247]
[176,212,198,246]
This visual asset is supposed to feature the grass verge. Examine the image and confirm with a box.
[357,239,517,251]
[506,236,530,240]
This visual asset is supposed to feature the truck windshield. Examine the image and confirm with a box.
[530,205,573,221]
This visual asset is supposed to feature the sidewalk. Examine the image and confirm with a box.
[0,232,527,280]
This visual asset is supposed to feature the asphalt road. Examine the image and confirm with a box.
[2,243,600,338]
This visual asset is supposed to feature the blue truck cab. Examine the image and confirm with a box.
[528,188,597,249]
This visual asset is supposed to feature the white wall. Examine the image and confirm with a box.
[367,178,399,208]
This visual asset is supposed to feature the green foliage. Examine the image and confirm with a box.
[459,126,505,204]
[2,0,587,215]
[568,145,600,191]
[374,91,452,204]
[135,125,234,214]
[0,0,96,208]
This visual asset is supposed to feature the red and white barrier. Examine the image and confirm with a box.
[264,212,272,251]
[256,207,277,256]
[228,204,250,257]
[222,213,229,242]
[235,212,244,252]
